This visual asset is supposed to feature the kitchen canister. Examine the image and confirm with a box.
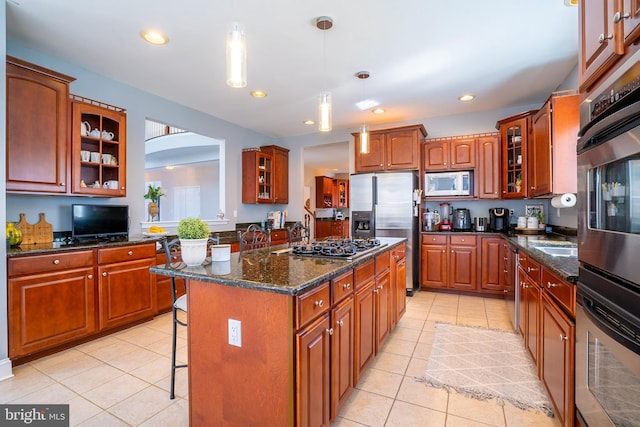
[517,216,527,228]
[210,244,231,261]
[527,216,539,229]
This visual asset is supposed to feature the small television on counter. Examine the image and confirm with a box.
[72,204,129,241]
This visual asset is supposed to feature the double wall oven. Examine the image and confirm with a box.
[576,51,640,427]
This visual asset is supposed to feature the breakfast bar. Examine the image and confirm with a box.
[150,237,407,426]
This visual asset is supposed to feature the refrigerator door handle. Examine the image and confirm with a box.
[372,175,378,206]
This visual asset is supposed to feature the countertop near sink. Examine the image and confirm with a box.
[506,233,578,282]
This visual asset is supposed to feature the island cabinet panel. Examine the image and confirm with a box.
[188,281,294,427]
[391,243,407,326]
[375,270,391,349]
[330,296,354,421]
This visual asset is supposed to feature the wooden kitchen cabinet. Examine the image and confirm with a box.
[315,220,349,239]
[261,145,289,204]
[335,179,349,208]
[423,136,475,171]
[419,234,476,291]
[391,243,407,325]
[449,235,477,291]
[621,0,640,46]
[420,234,448,289]
[97,244,156,331]
[374,252,391,350]
[242,149,274,203]
[331,296,354,420]
[6,56,75,194]
[354,124,427,173]
[316,176,335,208]
[541,292,575,427]
[529,91,580,197]
[353,259,376,384]
[71,96,127,196]
[476,135,501,199]
[497,111,535,199]
[7,250,96,359]
[480,237,505,293]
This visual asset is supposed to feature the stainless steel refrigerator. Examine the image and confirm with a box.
[350,172,420,294]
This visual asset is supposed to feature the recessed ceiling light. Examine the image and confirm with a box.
[458,94,475,102]
[371,108,385,114]
[250,90,267,98]
[356,99,379,110]
[165,165,175,170]
[303,119,315,125]
[141,29,169,45]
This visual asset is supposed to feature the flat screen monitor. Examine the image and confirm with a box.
[72,204,129,240]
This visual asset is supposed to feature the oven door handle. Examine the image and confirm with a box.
[581,293,640,355]
[578,99,640,153]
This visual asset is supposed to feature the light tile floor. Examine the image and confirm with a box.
[0,291,561,426]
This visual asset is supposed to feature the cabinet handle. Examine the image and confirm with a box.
[378,284,383,290]
[88,274,93,279]
[614,11,630,23]
[337,320,344,327]
[315,299,324,307]
[560,335,568,341]
[128,251,133,256]
[326,328,334,335]
[547,282,559,288]
[343,283,351,290]
[527,266,538,272]
[102,272,107,277]
[53,259,60,265]
[373,289,379,294]
[503,289,509,293]
[503,270,508,273]
[599,33,614,43]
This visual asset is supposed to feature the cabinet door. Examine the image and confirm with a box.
[541,294,575,427]
[530,102,552,197]
[331,297,354,421]
[71,100,127,196]
[517,266,527,337]
[354,280,376,385]
[500,117,529,198]
[580,0,623,91]
[354,132,385,173]
[481,238,504,292]
[423,141,448,171]
[524,275,541,368]
[374,271,391,350]
[336,179,349,208]
[98,258,155,330]
[449,137,475,170]
[477,136,501,199]
[268,145,289,204]
[622,0,640,45]
[394,255,407,323]
[6,59,72,193]
[315,221,332,239]
[449,245,477,290]
[385,129,420,170]
[296,313,331,427]
[242,151,274,203]
[8,267,95,358]
[420,244,448,288]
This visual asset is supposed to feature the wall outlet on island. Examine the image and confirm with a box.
[509,209,515,217]
[228,318,242,347]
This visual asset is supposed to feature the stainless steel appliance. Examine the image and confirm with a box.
[424,170,473,197]
[474,217,488,232]
[489,208,509,231]
[352,211,374,239]
[350,172,420,294]
[452,208,472,231]
[289,238,386,260]
[576,51,640,427]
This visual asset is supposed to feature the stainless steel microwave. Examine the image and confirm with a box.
[424,171,472,197]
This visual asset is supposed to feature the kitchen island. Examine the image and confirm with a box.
[150,237,407,426]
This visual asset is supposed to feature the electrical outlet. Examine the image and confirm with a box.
[509,209,515,216]
[228,318,242,347]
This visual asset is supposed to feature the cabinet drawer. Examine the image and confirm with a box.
[450,235,476,246]
[422,234,447,245]
[270,229,288,244]
[332,270,354,305]
[354,259,375,288]
[98,243,157,264]
[376,251,390,274]
[8,250,94,276]
[296,281,330,329]
[391,243,406,260]
[523,256,541,284]
[541,268,575,317]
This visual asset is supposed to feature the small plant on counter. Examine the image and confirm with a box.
[144,184,165,203]
[177,217,210,240]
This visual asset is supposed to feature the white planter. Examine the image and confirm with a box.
[180,238,209,266]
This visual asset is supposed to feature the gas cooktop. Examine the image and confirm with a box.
[290,238,386,260]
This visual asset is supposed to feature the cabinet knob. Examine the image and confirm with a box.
[547,282,559,288]
[530,186,535,190]
[128,251,133,256]
[503,270,508,273]
[451,162,455,165]
[326,328,334,336]
[560,335,568,341]
[373,289,379,294]
[599,33,614,43]
[343,283,351,290]
[88,274,93,279]
[451,250,454,253]
[461,238,465,242]
[337,320,344,327]
[102,272,107,277]
[442,250,445,253]
[53,259,60,265]
[315,299,324,307]
[614,11,630,23]
[432,237,436,241]
[59,182,65,186]
[378,284,383,290]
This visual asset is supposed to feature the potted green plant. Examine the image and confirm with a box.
[144,185,165,221]
[177,217,211,266]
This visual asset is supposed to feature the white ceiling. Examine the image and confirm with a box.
[6,0,579,144]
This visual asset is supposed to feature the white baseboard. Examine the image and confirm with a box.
[0,358,14,381]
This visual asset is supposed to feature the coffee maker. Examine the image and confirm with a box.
[489,208,509,231]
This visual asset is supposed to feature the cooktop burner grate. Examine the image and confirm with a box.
[291,238,383,259]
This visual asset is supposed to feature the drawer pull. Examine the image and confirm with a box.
[518,257,526,262]
[102,272,107,277]
[53,259,60,265]
[614,11,630,23]
[88,274,93,279]
[378,284,383,290]
[527,266,538,272]
[343,283,351,290]
[326,328,334,336]
[503,270,508,273]
[314,299,324,308]
[128,251,133,256]
[547,282,560,288]
[560,335,568,341]
[373,289,379,294]
[461,238,465,242]
[337,320,344,327]
[599,33,613,43]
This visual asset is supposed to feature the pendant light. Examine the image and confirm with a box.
[226,22,247,88]
[316,16,333,132]
[356,71,370,154]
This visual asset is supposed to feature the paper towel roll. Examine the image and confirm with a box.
[551,193,577,209]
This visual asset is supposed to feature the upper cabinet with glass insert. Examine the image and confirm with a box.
[497,111,535,199]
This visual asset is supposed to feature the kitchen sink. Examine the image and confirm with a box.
[535,246,578,257]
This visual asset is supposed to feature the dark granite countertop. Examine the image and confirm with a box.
[150,237,407,296]
[7,237,157,257]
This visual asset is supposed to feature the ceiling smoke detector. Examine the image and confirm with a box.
[316,16,333,30]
